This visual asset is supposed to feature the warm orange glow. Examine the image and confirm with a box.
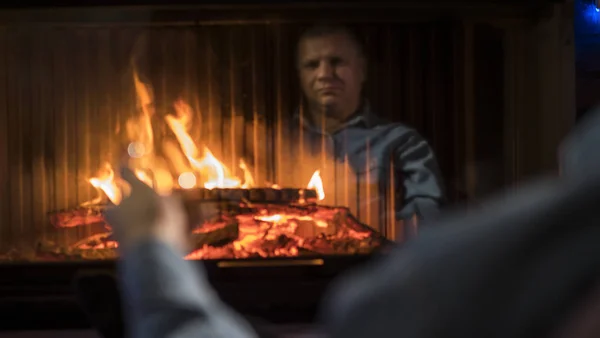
[89,163,122,204]
[254,214,328,228]
[197,147,242,189]
[134,169,153,187]
[178,172,197,190]
[127,142,146,158]
[239,160,254,189]
[182,204,378,260]
[85,71,324,206]
[307,170,325,201]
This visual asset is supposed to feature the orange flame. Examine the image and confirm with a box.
[307,170,325,201]
[254,214,328,228]
[89,163,122,204]
[85,71,325,206]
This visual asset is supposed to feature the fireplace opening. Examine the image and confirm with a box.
[0,20,414,263]
[35,64,389,261]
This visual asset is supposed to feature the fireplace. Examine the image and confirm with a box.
[0,20,401,264]
[40,66,388,262]
[0,0,574,332]
[0,4,410,330]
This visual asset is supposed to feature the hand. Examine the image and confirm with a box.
[104,166,190,254]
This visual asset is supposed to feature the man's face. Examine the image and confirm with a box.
[297,32,365,118]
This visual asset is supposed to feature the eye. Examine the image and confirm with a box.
[304,60,319,69]
[330,57,343,66]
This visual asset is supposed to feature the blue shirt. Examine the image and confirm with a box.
[233,103,444,235]
[287,103,444,233]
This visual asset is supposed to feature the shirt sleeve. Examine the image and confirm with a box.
[119,239,257,338]
[393,132,445,220]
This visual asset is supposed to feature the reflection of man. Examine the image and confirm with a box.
[286,25,444,231]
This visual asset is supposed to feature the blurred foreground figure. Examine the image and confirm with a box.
[104,168,258,338]
[322,108,600,338]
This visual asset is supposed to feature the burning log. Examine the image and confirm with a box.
[49,206,107,229]
[38,218,240,260]
[45,195,384,261]
[178,188,318,204]
[190,221,239,248]
[70,232,115,250]
[294,218,338,238]
[186,204,384,260]
[36,235,119,261]
[48,188,319,230]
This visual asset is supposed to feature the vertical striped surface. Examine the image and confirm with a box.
[0,21,499,254]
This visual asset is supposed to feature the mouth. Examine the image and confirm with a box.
[318,87,342,96]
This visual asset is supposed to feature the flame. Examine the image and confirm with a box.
[197,147,242,189]
[254,214,328,228]
[89,163,122,204]
[84,71,325,206]
[126,71,154,162]
[165,99,249,190]
[307,170,325,200]
[134,169,153,187]
[240,160,255,189]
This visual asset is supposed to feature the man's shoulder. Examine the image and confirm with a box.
[368,117,425,143]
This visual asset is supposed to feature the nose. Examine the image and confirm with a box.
[316,61,334,80]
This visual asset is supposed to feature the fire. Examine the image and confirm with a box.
[254,214,328,228]
[307,170,325,201]
[37,69,388,263]
[183,203,376,260]
[85,71,326,205]
[88,163,122,205]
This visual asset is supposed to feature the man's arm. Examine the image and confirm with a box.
[394,132,444,220]
[120,239,257,338]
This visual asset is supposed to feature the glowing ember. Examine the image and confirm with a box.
[187,203,381,259]
[43,203,383,261]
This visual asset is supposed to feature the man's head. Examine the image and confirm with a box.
[296,25,366,121]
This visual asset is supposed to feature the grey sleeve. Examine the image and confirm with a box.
[321,247,431,338]
[119,239,257,338]
[394,133,444,220]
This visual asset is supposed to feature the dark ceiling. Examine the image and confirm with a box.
[0,0,565,10]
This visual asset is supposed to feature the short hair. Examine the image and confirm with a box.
[296,24,366,65]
